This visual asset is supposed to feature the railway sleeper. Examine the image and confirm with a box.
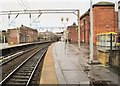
[15,72,31,76]
[21,69,33,71]
[4,81,26,85]
[18,71,32,73]
[22,66,35,69]
[24,65,35,67]
[21,68,34,71]
[7,78,28,82]
[12,75,29,79]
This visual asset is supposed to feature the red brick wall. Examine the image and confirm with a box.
[68,25,78,43]
[93,6,118,45]
[8,26,38,44]
[80,5,118,45]
[7,29,19,44]
[20,26,38,43]
[80,14,90,44]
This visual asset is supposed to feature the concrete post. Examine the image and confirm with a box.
[89,0,94,63]
[77,10,80,50]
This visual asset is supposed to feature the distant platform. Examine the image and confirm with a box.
[0,41,51,50]
[0,43,32,50]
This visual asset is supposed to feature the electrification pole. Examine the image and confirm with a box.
[89,0,94,63]
[77,10,80,49]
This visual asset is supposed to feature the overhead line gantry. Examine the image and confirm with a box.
[0,9,80,49]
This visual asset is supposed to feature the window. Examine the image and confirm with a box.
[112,35,115,42]
[107,34,110,42]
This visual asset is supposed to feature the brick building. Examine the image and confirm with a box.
[7,25,38,44]
[80,1,118,45]
[80,11,90,44]
[38,31,56,41]
[67,23,78,43]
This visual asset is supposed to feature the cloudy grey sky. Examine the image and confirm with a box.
[0,0,117,32]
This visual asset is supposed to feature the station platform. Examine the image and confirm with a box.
[40,41,119,85]
[0,43,31,50]
[0,41,50,50]
[40,42,90,84]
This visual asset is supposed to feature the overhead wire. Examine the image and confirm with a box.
[10,0,27,27]
[20,0,28,10]
[25,0,31,10]
[17,0,32,26]
[17,0,26,10]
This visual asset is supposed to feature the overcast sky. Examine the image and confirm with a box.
[0,0,118,32]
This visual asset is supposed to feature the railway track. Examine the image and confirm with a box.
[1,44,37,57]
[2,43,50,80]
[0,46,38,65]
[1,43,49,85]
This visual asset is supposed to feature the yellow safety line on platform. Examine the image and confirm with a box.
[40,44,58,84]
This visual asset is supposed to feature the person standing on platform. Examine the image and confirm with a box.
[63,29,68,54]
[65,39,67,50]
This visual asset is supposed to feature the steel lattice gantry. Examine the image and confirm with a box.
[0,9,78,26]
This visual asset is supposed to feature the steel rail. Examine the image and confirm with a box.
[26,47,47,86]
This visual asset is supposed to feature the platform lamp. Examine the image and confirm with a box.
[61,17,69,44]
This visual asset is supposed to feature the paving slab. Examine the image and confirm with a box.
[53,42,90,84]
[72,43,120,85]
[40,41,119,85]
[63,70,89,84]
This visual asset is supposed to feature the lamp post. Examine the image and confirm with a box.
[77,10,80,50]
[61,17,69,44]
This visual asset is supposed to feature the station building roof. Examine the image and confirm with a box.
[93,1,114,6]
[80,1,115,20]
